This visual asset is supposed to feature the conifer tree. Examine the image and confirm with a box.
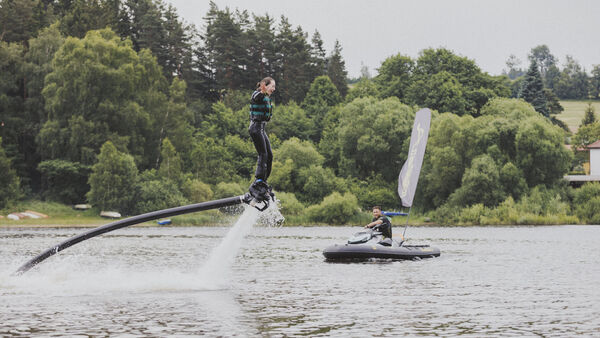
[326,40,348,98]
[581,103,597,126]
[519,60,548,116]
[309,30,327,79]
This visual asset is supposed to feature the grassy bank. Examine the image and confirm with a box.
[1,200,588,228]
[556,100,600,133]
[0,200,146,227]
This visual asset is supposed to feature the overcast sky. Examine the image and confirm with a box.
[164,0,600,78]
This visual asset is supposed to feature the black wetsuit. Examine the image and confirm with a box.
[373,215,392,238]
[249,90,273,181]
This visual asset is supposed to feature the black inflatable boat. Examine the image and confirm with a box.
[323,229,440,261]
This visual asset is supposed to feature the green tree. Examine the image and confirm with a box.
[573,182,600,224]
[156,78,194,167]
[247,14,278,81]
[133,170,187,214]
[181,178,213,203]
[373,53,414,100]
[37,159,90,203]
[301,75,341,141]
[306,191,359,224]
[58,0,114,38]
[554,56,589,99]
[543,88,563,116]
[515,118,572,187]
[408,48,508,115]
[297,165,344,204]
[0,40,26,185]
[273,16,313,103]
[572,122,600,149]
[408,71,467,114]
[590,65,600,99]
[308,30,327,80]
[0,137,21,209]
[18,24,65,190]
[346,78,378,102]
[581,103,596,127]
[269,138,325,193]
[158,138,183,184]
[39,28,169,169]
[519,60,548,116]
[213,181,245,199]
[269,102,314,141]
[0,0,44,43]
[202,2,249,92]
[326,40,348,98]
[528,44,557,83]
[503,54,524,80]
[87,141,138,213]
[446,154,506,208]
[499,162,528,201]
[328,97,414,181]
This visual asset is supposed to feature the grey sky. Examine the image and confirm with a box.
[165,0,600,78]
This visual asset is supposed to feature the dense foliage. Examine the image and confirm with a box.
[0,0,597,224]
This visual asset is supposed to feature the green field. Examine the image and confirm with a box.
[556,100,600,133]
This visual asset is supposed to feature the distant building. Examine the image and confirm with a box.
[589,140,600,175]
[565,140,600,186]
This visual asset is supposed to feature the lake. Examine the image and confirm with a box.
[1,209,599,336]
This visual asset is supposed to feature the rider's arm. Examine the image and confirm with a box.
[365,219,383,228]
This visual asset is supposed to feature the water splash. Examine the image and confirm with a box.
[0,201,284,295]
[198,206,260,288]
[198,200,284,288]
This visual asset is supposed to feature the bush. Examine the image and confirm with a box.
[133,179,188,214]
[38,159,90,204]
[213,181,245,199]
[297,165,343,204]
[181,179,213,203]
[306,192,360,224]
[87,142,137,213]
[458,203,488,225]
[573,182,600,224]
[275,191,304,215]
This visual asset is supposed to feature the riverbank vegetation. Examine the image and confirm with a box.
[2,0,600,226]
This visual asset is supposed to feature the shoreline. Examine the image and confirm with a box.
[1,222,590,228]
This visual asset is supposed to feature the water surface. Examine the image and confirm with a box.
[2,222,599,336]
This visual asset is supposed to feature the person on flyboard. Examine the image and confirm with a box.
[248,77,276,203]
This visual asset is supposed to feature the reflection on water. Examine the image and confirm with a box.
[2,224,600,336]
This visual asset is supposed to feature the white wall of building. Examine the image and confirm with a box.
[591,149,600,175]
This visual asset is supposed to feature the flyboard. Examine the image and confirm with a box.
[14,180,275,275]
[323,108,441,261]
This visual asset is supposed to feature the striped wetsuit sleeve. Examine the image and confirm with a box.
[251,91,265,103]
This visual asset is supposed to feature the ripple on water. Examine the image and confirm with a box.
[1,225,600,336]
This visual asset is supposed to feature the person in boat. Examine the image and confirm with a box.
[365,206,393,244]
[248,77,276,193]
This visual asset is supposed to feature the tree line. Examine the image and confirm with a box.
[504,45,600,101]
[1,0,599,224]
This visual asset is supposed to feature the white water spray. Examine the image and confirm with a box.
[198,201,283,288]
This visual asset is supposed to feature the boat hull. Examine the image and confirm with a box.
[323,243,440,261]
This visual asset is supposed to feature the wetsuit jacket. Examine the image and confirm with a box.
[250,90,273,121]
[373,215,392,238]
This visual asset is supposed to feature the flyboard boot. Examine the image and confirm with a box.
[242,179,275,211]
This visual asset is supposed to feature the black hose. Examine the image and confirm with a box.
[14,196,245,275]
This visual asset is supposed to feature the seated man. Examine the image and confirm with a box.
[364,205,392,245]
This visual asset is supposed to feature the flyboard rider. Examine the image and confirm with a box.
[247,77,276,201]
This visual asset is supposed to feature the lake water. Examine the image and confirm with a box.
[1,209,599,336]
